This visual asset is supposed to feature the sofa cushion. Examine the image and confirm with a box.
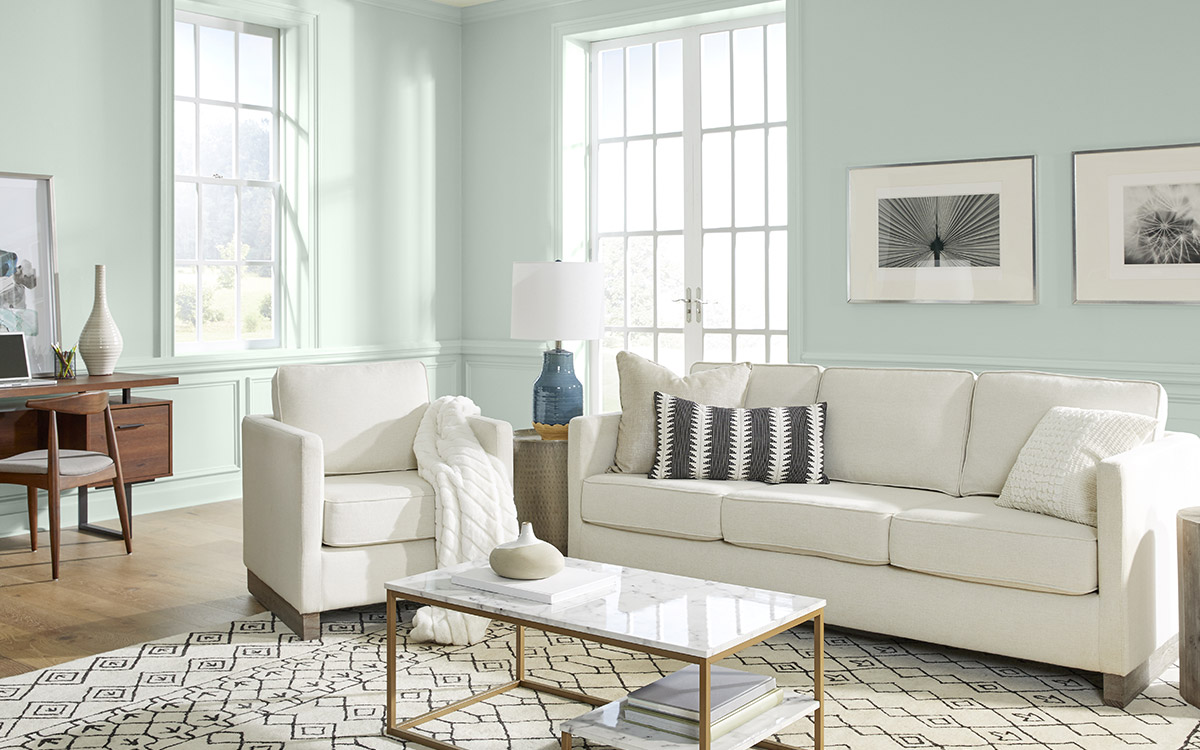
[722,482,939,565]
[816,367,976,495]
[691,362,823,408]
[889,496,1098,595]
[323,471,435,547]
[581,474,762,541]
[960,370,1167,497]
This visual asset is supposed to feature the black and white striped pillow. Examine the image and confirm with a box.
[649,392,829,484]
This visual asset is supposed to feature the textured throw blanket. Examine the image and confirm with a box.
[410,395,518,645]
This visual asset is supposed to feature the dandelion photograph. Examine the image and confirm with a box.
[878,193,1000,268]
[1122,183,1200,265]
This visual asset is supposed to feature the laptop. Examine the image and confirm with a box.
[0,331,58,388]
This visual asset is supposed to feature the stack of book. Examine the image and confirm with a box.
[620,664,783,741]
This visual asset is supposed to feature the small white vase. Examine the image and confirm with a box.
[490,523,565,580]
[78,265,123,376]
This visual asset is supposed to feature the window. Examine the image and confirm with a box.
[173,12,280,351]
[590,16,787,410]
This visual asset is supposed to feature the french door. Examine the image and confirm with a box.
[590,15,788,411]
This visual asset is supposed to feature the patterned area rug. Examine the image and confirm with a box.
[0,603,1197,749]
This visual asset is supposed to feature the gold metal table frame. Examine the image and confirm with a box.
[385,590,824,750]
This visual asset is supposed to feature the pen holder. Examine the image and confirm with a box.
[53,344,76,379]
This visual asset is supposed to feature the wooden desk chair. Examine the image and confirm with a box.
[0,392,132,579]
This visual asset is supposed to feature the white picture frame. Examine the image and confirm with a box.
[0,172,60,375]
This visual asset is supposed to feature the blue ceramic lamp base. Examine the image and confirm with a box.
[532,347,583,440]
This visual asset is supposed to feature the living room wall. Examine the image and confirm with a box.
[459,0,1200,436]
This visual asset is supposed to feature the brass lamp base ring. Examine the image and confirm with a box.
[532,422,569,441]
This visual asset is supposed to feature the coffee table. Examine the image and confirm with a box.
[385,558,825,750]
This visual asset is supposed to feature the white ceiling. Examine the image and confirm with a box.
[429,0,499,6]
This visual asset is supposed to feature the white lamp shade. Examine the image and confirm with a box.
[511,261,605,341]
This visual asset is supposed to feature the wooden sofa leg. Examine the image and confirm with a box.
[1102,635,1179,708]
[246,570,321,640]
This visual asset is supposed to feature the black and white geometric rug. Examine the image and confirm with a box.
[0,603,1197,749]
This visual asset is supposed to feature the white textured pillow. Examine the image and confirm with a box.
[613,351,751,474]
[996,406,1159,526]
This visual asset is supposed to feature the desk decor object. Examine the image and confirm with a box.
[451,561,615,604]
[488,521,564,579]
[511,260,603,440]
[52,343,76,379]
[847,155,1036,303]
[78,265,123,376]
[1074,142,1200,303]
[0,172,61,376]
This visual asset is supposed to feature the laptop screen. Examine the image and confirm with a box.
[0,333,31,379]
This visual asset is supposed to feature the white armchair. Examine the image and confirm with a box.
[241,360,513,639]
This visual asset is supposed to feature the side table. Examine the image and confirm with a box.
[1180,507,1200,707]
[513,428,568,554]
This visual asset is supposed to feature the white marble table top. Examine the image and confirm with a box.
[386,558,824,658]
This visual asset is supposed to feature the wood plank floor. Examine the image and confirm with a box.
[0,498,264,678]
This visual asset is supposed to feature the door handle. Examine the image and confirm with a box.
[671,287,693,323]
[693,287,708,324]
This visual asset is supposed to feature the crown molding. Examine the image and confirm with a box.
[353,0,463,24]
[462,0,585,23]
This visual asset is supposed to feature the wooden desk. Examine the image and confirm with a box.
[0,373,179,538]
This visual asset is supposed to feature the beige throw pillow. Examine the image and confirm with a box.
[613,351,751,474]
[996,406,1159,526]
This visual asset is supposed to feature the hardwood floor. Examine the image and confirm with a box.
[0,498,264,678]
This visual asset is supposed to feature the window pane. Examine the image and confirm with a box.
[626,44,653,137]
[628,331,653,361]
[175,101,195,175]
[734,129,765,227]
[174,265,197,343]
[735,231,765,329]
[598,142,624,233]
[656,235,684,328]
[200,184,236,260]
[238,110,272,180]
[598,49,624,139]
[702,232,731,328]
[239,33,273,107]
[175,183,197,260]
[601,330,624,412]
[769,230,787,329]
[626,140,653,232]
[769,334,789,364]
[627,236,654,327]
[241,186,274,260]
[658,332,684,376]
[767,23,786,123]
[737,334,766,363]
[702,131,731,229]
[241,265,273,339]
[768,126,787,226]
[175,22,195,98]
[655,40,683,134]
[599,236,625,326]
[700,31,730,129]
[198,103,234,178]
[704,333,731,362]
[656,137,683,231]
[732,27,764,126]
[198,25,235,102]
[199,265,236,342]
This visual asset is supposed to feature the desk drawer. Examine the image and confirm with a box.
[111,402,172,482]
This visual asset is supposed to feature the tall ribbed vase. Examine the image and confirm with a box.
[78,265,123,376]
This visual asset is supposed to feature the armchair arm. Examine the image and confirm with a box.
[241,414,326,614]
[468,415,514,485]
[567,413,621,551]
[1097,431,1200,676]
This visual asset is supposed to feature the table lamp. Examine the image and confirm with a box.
[511,260,604,440]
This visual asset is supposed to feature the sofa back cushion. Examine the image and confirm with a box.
[816,367,976,495]
[692,362,823,408]
[272,360,429,474]
[960,370,1167,497]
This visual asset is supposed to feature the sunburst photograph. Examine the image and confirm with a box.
[1123,183,1200,265]
[878,193,1000,268]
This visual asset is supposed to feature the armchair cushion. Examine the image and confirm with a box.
[323,471,436,547]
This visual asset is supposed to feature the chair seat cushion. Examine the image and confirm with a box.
[323,471,435,547]
[581,474,763,541]
[722,483,939,564]
[0,449,113,476]
[889,496,1098,595]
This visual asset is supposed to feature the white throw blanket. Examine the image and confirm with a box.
[410,395,518,645]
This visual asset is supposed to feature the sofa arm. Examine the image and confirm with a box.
[1097,431,1200,676]
[567,413,621,553]
[468,415,514,485]
[241,414,326,614]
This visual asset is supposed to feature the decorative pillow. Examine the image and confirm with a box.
[650,392,830,485]
[613,351,751,474]
[996,406,1159,526]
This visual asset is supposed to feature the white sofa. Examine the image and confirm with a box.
[567,364,1200,707]
[241,361,513,639]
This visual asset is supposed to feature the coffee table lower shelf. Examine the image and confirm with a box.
[560,692,820,750]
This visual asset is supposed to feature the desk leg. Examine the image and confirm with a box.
[387,591,397,733]
[814,612,824,750]
[77,484,134,540]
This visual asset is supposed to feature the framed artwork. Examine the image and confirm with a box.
[0,172,60,375]
[1074,143,1200,303]
[847,155,1036,303]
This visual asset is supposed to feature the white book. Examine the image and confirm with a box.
[625,664,776,722]
[621,688,785,740]
[450,564,618,604]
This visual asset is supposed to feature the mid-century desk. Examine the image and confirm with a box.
[0,373,178,538]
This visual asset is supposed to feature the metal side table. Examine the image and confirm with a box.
[513,428,568,554]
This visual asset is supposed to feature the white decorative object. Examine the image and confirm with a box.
[489,522,564,579]
[78,265,123,376]
[452,562,613,603]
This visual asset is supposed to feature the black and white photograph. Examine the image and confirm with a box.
[0,172,59,374]
[878,193,1000,268]
[1123,183,1200,265]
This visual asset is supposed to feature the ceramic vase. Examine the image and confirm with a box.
[78,265,123,376]
[489,522,565,580]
